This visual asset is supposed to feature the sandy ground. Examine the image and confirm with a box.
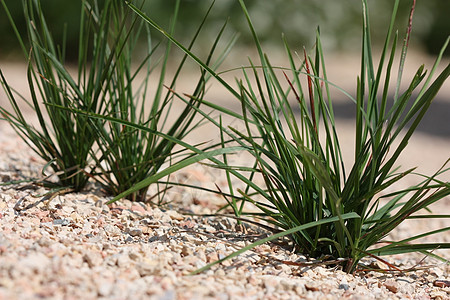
[0,54,449,299]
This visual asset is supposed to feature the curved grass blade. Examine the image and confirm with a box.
[191,212,360,275]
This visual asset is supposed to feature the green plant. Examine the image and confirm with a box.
[21,0,242,203]
[87,0,238,202]
[1,0,238,202]
[128,0,450,273]
[217,0,450,273]
[0,0,133,191]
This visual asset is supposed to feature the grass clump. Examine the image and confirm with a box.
[129,0,450,273]
[81,0,236,202]
[212,0,450,272]
[0,0,236,201]
[0,0,125,191]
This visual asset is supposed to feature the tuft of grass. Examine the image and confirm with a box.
[0,0,131,191]
[87,0,237,202]
[1,0,238,201]
[217,0,450,273]
[129,0,450,273]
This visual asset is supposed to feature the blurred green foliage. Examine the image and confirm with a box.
[0,0,82,59]
[1,0,448,59]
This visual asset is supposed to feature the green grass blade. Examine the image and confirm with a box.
[191,212,360,275]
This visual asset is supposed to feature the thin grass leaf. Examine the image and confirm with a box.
[191,212,360,275]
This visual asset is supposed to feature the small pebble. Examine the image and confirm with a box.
[128,228,143,237]
[383,280,399,293]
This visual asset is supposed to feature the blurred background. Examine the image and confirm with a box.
[1,0,449,134]
[1,0,449,60]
